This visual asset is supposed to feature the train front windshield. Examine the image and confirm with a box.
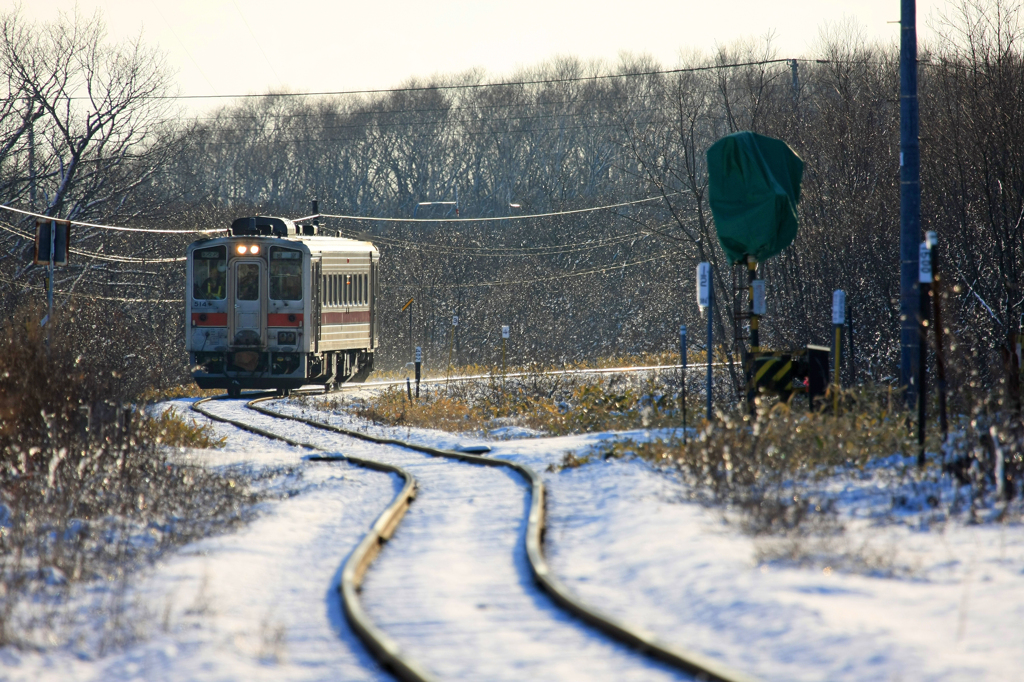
[193,246,226,300]
[270,247,302,300]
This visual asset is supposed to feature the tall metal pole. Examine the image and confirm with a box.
[745,257,759,414]
[47,220,55,355]
[789,59,799,106]
[28,98,36,210]
[706,283,714,422]
[900,0,922,408]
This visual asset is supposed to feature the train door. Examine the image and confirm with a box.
[311,259,321,352]
[231,260,264,347]
[370,260,378,348]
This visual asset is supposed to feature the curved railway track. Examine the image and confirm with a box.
[192,396,434,681]
[191,394,755,682]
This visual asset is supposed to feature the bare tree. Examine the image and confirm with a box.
[0,7,178,221]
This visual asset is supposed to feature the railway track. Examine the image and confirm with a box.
[191,394,754,682]
[321,360,731,395]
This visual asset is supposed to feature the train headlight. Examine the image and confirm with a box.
[250,245,260,254]
[237,245,247,254]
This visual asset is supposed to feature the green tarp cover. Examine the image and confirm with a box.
[706,131,804,264]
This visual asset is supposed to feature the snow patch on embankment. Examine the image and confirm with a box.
[1,398,397,682]
[282,396,1024,682]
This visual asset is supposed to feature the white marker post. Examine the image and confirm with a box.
[697,262,713,421]
[832,290,846,413]
[752,279,766,316]
[501,325,510,405]
[680,324,687,442]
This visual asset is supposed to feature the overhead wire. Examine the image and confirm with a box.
[177,92,660,123]
[80,57,830,102]
[0,273,182,303]
[0,204,226,234]
[301,193,673,224]
[0,222,187,262]
[361,230,656,257]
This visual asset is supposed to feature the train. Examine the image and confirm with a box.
[186,216,379,397]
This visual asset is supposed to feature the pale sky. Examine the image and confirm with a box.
[12,1,955,113]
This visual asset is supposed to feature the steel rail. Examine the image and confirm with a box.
[190,395,437,682]
[251,397,757,682]
[311,361,731,395]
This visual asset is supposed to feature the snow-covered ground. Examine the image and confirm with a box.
[1,402,398,682]
[203,398,689,682]
[3,390,1022,682]
[274,391,1024,682]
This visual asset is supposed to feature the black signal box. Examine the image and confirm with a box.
[34,218,70,266]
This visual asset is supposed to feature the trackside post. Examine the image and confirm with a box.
[415,346,422,399]
[501,325,510,406]
[832,290,846,414]
[34,218,70,354]
[447,315,458,392]
[917,240,932,465]
[697,262,713,422]
[680,324,687,443]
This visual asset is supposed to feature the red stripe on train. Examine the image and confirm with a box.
[322,311,371,324]
[268,313,303,327]
[192,312,227,326]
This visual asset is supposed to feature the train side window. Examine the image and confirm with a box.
[192,246,226,300]
[359,274,365,304]
[269,247,302,300]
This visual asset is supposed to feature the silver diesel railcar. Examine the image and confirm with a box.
[186,216,378,397]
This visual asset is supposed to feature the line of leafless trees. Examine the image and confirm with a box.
[0,1,1021,401]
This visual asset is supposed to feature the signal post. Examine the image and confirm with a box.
[34,218,70,353]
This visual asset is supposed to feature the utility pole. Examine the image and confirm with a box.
[900,0,922,407]
[27,97,36,210]
[789,59,799,106]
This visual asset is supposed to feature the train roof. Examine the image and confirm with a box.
[188,216,377,255]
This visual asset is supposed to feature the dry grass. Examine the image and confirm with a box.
[605,386,928,488]
[139,384,219,402]
[0,306,256,650]
[341,365,692,436]
[334,362,1024,547]
[374,350,706,383]
[139,408,226,449]
[591,386,932,533]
